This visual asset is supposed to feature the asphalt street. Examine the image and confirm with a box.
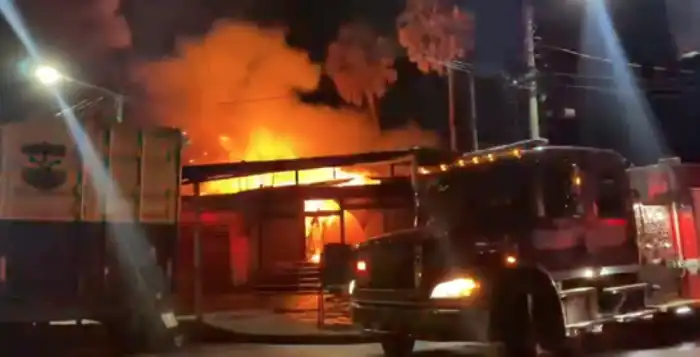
[0,325,697,357]
[160,341,700,357]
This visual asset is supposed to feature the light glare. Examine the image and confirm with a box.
[430,277,479,299]
[34,65,63,85]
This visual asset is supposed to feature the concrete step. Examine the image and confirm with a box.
[255,285,322,294]
[255,283,321,290]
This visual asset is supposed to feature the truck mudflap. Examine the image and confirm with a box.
[105,264,184,354]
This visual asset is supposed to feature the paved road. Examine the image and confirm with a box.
[162,341,700,357]
[1,325,697,357]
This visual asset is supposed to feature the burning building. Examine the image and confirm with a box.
[130,21,440,306]
[175,149,454,300]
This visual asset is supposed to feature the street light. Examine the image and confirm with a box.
[31,64,125,123]
[34,65,64,86]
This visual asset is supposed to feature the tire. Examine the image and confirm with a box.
[532,299,577,357]
[501,329,537,357]
[105,310,183,354]
[491,293,537,357]
[105,311,148,354]
[380,335,415,357]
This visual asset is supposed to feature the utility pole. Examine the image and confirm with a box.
[524,0,540,139]
[448,35,458,152]
[467,72,478,150]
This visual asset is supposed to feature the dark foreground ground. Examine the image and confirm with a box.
[183,341,700,357]
[0,323,697,357]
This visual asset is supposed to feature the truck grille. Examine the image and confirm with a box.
[419,239,445,289]
[363,242,415,290]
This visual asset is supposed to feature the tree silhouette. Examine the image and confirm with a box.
[325,22,398,124]
[397,0,475,150]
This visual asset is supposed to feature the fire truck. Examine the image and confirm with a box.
[321,140,700,357]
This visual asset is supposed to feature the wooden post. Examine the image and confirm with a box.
[339,199,346,245]
[447,36,457,151]
[467,72,478,151]
[317,284,325,328]
[193,182,203,321]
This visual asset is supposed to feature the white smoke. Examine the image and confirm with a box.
[665,0,700,56]
[93,0,131,49]
[20,0,131,58]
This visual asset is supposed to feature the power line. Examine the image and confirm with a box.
[558,84,690,99]
[442,55,692,100]
[550,72,616,81]
[413,50,693,97]
[416,39,695,81]
[537,42,694,75]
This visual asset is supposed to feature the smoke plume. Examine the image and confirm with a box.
[134,21,438,163]
[22,0,130,58]
[665,0,700,55]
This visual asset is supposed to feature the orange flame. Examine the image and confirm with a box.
[201,133,378,263]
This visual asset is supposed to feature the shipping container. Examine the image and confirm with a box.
[0,117,182,323]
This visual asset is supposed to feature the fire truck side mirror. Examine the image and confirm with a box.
[320,243,354,288]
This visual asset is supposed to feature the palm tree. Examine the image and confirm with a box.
[397,0,475,150]
[325,22,398,124]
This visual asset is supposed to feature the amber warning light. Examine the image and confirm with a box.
[356,260,367,272]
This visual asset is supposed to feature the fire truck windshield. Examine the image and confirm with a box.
[419,151,628,240]
[420,160,536,239]
[540,162,582,219]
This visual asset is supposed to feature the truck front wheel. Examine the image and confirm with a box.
[380,335,415,357]
[490,291,538,357]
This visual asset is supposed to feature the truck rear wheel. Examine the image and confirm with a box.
[105,309,182,354]
[380,334,415,357]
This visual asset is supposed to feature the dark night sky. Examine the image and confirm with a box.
[0,0,699,164]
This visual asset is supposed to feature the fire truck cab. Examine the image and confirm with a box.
[321,140,700,357]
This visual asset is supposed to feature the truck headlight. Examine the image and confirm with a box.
[430,277,479,299]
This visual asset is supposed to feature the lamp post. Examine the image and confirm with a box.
[33,64,125,123]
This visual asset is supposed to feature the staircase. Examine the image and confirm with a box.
[253,261,352,322]
[255,261,321,293]
[321,294,352,324]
